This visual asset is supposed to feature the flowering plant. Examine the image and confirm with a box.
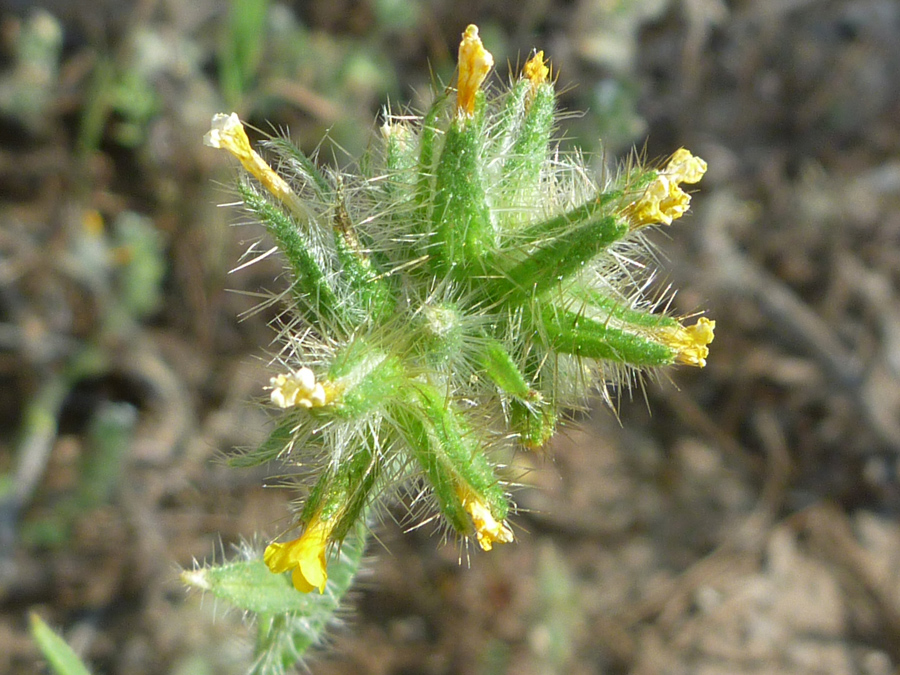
[187,24,712,673]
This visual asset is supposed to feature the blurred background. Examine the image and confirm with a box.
[2,0,900,673]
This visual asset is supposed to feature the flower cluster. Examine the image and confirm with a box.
[206,25,713,594]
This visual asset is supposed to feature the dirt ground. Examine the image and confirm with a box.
[3,1,900,674]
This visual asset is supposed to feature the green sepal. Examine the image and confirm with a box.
[569,288,681,330]
[497,189,622,249]
[299,440,380,542]
[542,306,677,366]
[429,109,492,272]
[261,136,332,199]
[300,436,383,542]
[479,340,557,448]
[479,339,531,398]
[509,396,557,449]
[237,181,344,329]
[628,166,660,192]
[414,91,451,220]
[331,200,394,322]
[228,418,296,468]
[390,400,468,533]
[489,78,530,166]
[489,210,628,300]
[502,82,556,206]
[393,384,508,536]
[323,346,405,420]
[414,386,507,523]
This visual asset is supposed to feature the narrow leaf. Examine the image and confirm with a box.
[29,613,93,675]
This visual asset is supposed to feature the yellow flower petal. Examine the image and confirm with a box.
[456,485,513,551]
[291,567,318,594]
[666,148,708,185]
[264,517,334,594]
[205,112,307,218]
[457,25,493,117]
[523,50,549,87]
[626,148,708,228]
[658,180,691,223]
[262,540,289,572]
[628,176,673,226]
[658,317,716,368]
[269,367,335,409]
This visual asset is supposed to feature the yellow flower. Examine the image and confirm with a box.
[269,367,331,409]
[627,148,708,228]
[666,147,707,185]
[456,485,513,551]
[264,516,335,593]
[523,50,549,87]
[456,25,493,117]
[658,317,716,368]
[204,112,307,218]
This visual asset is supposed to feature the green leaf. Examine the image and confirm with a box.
[182,522,369,674]
[183,558,305,614]
[29,613,93,675]
[182,526,367,616]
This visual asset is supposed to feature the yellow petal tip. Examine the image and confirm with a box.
[626,148,708,228]
[660,317,716,368]
[456,485,514,551]
[457,24,494,116]
[523,50,549,87]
